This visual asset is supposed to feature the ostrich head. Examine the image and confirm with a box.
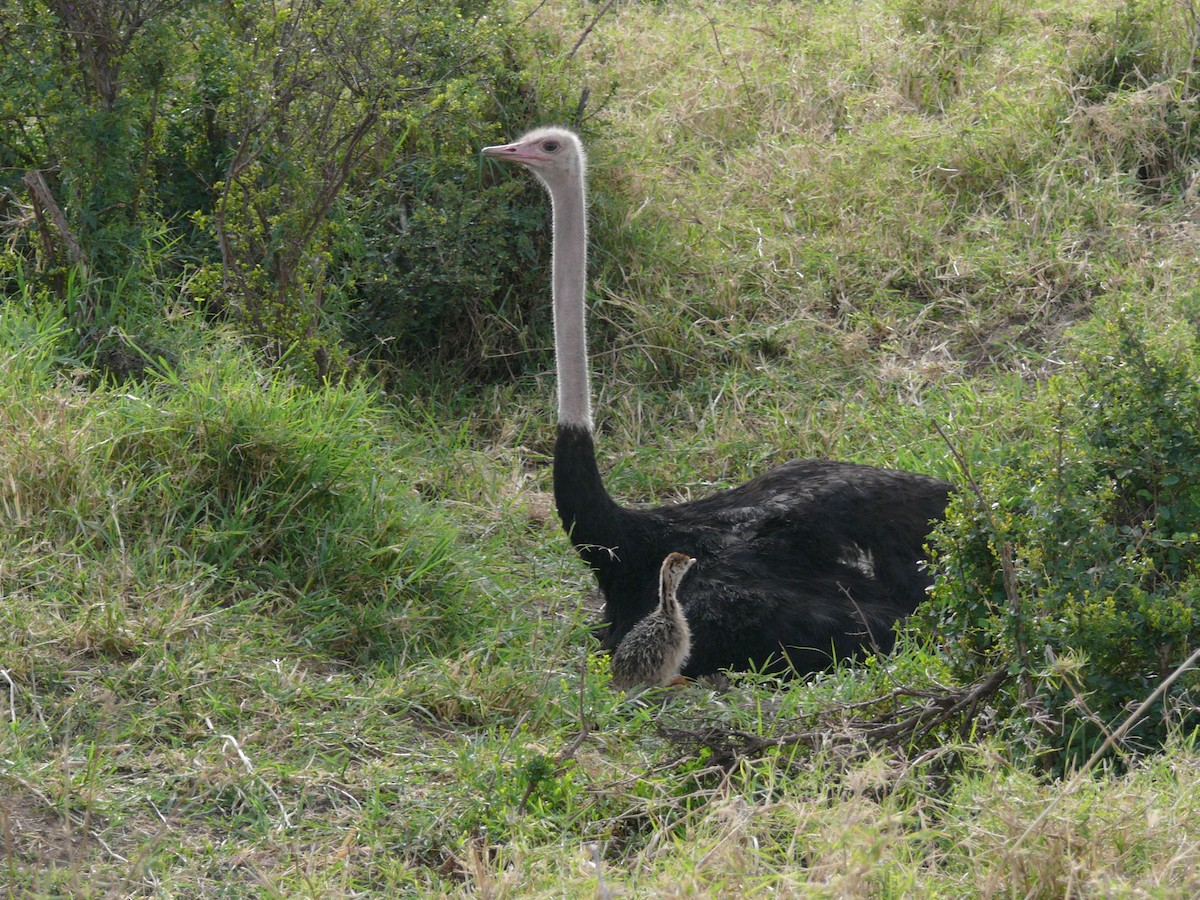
[660,552,696,610]
[482,127,586,195]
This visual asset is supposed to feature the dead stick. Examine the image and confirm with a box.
[1010,644,1200,855]
[22,170,88,274]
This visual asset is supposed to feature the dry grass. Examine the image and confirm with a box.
[439,741,1200,897]
[533,0,1198,406]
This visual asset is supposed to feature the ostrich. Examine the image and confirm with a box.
[482,127,952,677]
[611,552,696,690]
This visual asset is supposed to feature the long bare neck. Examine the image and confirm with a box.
[548,168,592,429]
[544,150,624,573]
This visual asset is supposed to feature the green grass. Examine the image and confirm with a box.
[5,0,1200,894]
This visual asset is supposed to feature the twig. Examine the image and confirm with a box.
[1009,643,1200,855]
[862,666,1009,745]
[572,86,591,131]
[518,0,553,28]
[659,665,1009,770]
[1,668,14,725]
[698,5,752,96]
[22,169,89,275]
[567,0,618,60]
[221,734,255,773]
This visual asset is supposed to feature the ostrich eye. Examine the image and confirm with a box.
[541,140,560,152]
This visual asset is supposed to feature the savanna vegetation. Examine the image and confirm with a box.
[2,0,1199,894]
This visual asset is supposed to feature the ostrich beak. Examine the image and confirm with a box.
[482,141,545,167]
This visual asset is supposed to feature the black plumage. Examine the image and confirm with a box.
[557,424,950,676]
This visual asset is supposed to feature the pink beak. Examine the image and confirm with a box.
[482,141,545,166]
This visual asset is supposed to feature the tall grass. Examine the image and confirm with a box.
[543,0,1199,397]
[0,301,477,668]
[0,297,505,895]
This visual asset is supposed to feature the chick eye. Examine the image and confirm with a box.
[541,140,560,152]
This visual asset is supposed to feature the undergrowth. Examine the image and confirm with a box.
[926,313,1200,766]
[0,303,474,668]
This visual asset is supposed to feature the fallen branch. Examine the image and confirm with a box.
[659,665,1010,771]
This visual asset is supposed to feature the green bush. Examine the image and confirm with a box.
[0,0,582,380]
[336,115,566,377]
[0,303,475,663]
[924,316,1200,763]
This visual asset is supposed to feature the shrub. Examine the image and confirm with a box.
[336,114,568,378]
[0,0,583,380]
[924,316,1200,763]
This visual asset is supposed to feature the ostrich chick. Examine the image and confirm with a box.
[611,552,696,690]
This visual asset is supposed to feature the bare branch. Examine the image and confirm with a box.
[658,665,1010,772]
[22,169,88,274]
